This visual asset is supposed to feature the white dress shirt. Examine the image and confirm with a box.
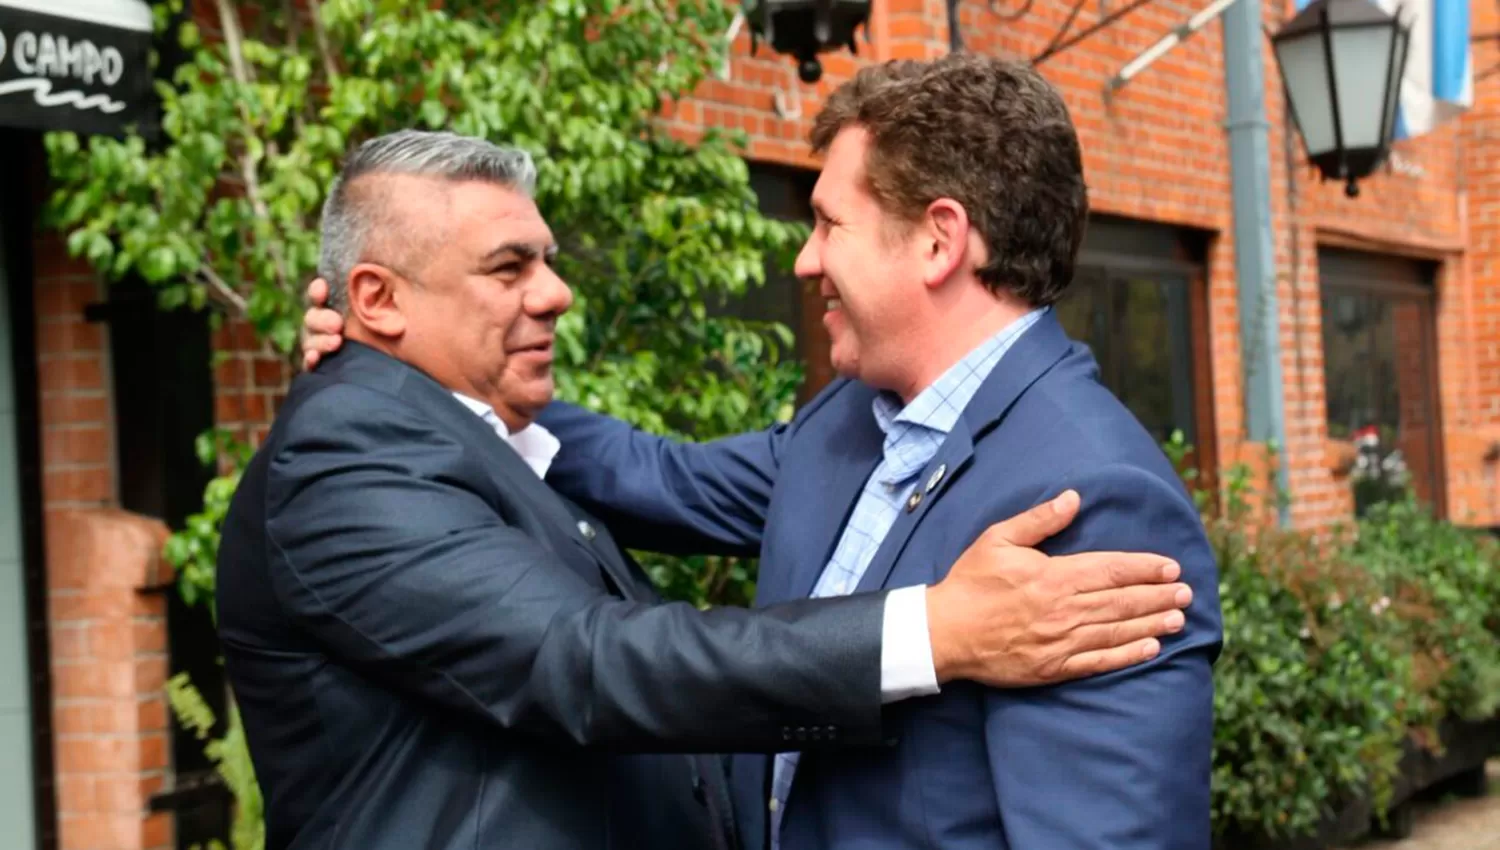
[450,392,938,703]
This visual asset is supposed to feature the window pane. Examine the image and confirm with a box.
[1319,287,1440,515]
[1056,267,1197,445]
[1322,290,1378,441]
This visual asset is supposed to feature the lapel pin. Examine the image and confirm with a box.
[577,520,596,540]
[925,464,947,494]
[906,491,923,512]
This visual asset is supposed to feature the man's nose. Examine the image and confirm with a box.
[525,265,573,317]
[793,236,820,281]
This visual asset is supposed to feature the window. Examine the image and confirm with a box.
[1055,216,1214,454]
[1318,247,1443,517]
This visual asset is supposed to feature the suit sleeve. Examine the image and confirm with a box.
[983,463,1222,849]
[536,399,790,556]
[264,385,887,753]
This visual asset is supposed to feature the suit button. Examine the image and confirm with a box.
[577,520,596,540]
[782,728,793,742]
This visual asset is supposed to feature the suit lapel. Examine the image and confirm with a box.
[401,374,649,599]
[850,430,975,595]
[323,342,646,598]
[851,312,1075,595]
[763,384,885,607]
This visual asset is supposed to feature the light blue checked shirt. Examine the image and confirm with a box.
[768,307,1049,847]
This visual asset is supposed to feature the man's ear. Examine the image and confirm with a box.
[346,263,409,339]
[920,198,976,289]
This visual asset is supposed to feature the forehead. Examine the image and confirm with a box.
[811,126,875,213]
[445,180,554,247]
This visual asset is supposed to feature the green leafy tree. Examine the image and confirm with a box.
[47,0,808,605]
[44,1,808,846]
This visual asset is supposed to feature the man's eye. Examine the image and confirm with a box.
[495,263,523,276]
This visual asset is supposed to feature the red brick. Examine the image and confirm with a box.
[142,811,173,850]
[89,701,137,735]
[42,426,111,467]
[36,321,103,355]
[253,356,288,388]
[214,393,244,425]
[37,356,105,393]
[243,393,268,423]
[96,774,144,812]
[133,620,166,654]
[86,622,135,661]
[134,657,167,697]
[138,734,168,771]
[55,737,134,774]
[214,357,247,389]
[52,661,133,699]
[55,776,96,814]
[137,697,167,733]
[40,394,110,428]
[42,468,113,504]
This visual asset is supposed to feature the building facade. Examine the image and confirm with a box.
[0,0,1497,848]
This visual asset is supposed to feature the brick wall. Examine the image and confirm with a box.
[44,509,172,850]
[33,232,113,510]
[681,0,1496,530]
[1456,0,1500,525]
[28,148,171,848]
[212,319,292,455]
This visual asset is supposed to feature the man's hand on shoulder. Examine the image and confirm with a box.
[301,277,345,370]
[925,490,1191,688]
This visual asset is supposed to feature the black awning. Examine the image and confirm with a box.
[0,0,154,137]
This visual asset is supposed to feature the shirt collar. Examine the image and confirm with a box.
[872,306,1050,442]
[450,392,561,480]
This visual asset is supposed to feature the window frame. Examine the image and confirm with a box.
[1317,247,1447,518]
[1069,222,1218,483]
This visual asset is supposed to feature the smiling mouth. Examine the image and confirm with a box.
[825,298,842,311]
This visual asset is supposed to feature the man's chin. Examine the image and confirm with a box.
[828,350,859,381]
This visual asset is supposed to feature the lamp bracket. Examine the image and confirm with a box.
[1103,0,1240,96]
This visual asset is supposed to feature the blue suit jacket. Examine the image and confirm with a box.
[539,311,1222,850]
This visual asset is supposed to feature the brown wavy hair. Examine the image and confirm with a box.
[810,53,1089,306]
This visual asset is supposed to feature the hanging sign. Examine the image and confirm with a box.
[0,0,154,136]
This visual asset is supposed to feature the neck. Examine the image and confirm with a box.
[890,290,1034,405]
[346,325,533,432]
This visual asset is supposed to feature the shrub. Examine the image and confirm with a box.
[1188,439,1500,844]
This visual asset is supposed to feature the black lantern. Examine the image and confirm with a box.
[1271,0,1411,198]
[745,0,872,84]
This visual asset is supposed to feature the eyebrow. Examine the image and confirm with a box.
[479,241,558,267]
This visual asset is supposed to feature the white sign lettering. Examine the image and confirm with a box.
[9,30,124,87]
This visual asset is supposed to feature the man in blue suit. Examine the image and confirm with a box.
[302,55,1219,849]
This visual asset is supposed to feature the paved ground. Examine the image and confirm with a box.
[1343,760,1500,850]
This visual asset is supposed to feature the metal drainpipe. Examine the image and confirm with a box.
[1222,0,1292,526]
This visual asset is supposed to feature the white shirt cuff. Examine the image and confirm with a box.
[879,585,941,703]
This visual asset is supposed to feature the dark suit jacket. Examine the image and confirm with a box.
[216,340,897,850]
[540,310,1223,850]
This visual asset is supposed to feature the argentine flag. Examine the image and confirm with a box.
[1292,0,1472,139]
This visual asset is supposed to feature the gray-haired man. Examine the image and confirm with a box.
[224,129,1192,850]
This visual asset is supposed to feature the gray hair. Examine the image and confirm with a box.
[318,129,538,312]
